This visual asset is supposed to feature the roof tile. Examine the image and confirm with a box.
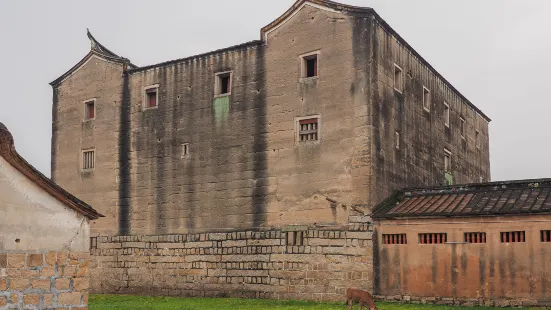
[373,179,551,219]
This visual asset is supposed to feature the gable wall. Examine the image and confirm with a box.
[0,156,89,252]
[52,55,125,235]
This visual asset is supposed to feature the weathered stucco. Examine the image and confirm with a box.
[51,1,490,238]
[0,156,90,252]
[374,215,551,305]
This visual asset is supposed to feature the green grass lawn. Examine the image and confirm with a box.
[89,295,528,310]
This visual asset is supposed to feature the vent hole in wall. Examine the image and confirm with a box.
[15,239,20,243]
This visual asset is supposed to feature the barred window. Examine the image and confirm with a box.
[82,150,95,170]
[419,233,447,244]
[541,230,551,243]
[382,234,407,245]
[500,231,525,243]
[286,231,304,246]
[464,232,486,244]
[298,118,318,142]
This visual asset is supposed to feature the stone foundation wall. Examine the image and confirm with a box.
[0,251,90,310]
[374,294,550,308]
[90,221,373,302]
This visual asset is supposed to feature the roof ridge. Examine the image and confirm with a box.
[0,123,103,220]
[128,40,263,73]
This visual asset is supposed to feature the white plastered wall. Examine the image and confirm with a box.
[0,156,90,252]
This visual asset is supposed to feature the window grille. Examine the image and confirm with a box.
[382,234,407,245]
[299,118,318,142]
[82,150,95,170]
[541,230,551,243]
[286,231,304,246]
[500,231,525,243]
[464,232,486,243]
[418,233,447,244]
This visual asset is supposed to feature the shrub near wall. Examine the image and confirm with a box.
[90,219,373,302]
[0,251,89,309]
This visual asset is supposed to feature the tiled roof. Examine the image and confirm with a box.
[372,179,551,219]
[0,122,103,220]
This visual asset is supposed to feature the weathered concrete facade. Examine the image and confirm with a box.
[51,0,490,237]
[0,122,102,309]
[50,0,493,301]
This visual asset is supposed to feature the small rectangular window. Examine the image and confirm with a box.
[419,233,447,244]
[500,231,525,243]
[215,72,232,96]
[286,231,304,246]
[444,149,451,172]
[464,232,486,243]
[298,118,319,142]
[541,230,551,242]
[305,56,318,78]
[181,143,190,158]
[475,131,481,149]
[300,52,319,79]
[395,132,400,150]
[393,64,403,92]
[383,234,407,245]
[423,87,430,111]
[145,86,158,108]
[444,102,450,127]
[82,150,95,170]
[85,100,95,120]
[460,117,466,139]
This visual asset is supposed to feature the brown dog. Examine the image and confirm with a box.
[346,288,378,310]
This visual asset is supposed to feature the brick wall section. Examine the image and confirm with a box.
[90,218,373,302]
[0,251,89,310]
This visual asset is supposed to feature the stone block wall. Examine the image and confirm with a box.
[0,251,90,310]
[90,222,373,302]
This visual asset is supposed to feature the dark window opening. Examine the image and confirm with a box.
[305,56,318,78]
[286,231,304,246]
[500,231,525,243]
[418,233,447,244]
[299,118,318,141]
[182,143,189,157]
[464,232,486,243]
[146,88,157,108]
[220,75,230,94]
[85,101,95,119]
[541,230,551,242]
[383,234,407,245]
[82,150,95,170]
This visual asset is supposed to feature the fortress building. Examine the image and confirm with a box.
[50,0,491,300]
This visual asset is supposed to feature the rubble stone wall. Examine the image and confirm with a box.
[0,251,90,310]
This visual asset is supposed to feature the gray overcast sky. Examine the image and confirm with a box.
[0,0,550,181]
